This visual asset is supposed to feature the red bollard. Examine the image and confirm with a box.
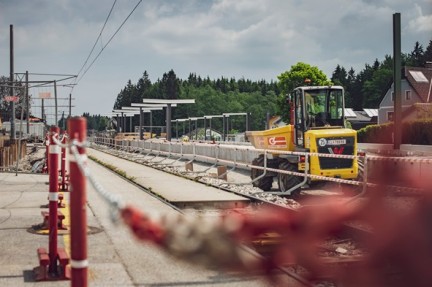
[43,132,49,173]
[34,127,70,281]
[68,117,88,287]
[48,126,60,275]
[60,130,68,191]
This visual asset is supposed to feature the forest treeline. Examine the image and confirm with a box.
[1,40,429,132]
[0,40,430,133]
[112,70,281,132]
[107,40,431,132]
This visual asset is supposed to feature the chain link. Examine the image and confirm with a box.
[156,212,260,270]
[50,133,70,148]
[70,143,125,221]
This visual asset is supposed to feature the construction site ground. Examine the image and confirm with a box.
[0,153,291,287]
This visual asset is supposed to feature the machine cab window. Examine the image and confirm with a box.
[292,86,345,147]
[302,87,344,129]
[293,89,304,146]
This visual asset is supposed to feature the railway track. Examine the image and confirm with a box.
[8,129,427,285]
[22,135,423,286]
[89,142,378,286]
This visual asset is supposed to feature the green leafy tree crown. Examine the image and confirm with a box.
[276,62,332,123]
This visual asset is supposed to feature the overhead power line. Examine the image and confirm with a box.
[15,73,78,77]
[76,0,143,85]
[74,0,117,82]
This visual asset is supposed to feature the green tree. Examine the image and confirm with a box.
[362,57,394,108]
[423,40,432,66]
[137,71,152,99]
[81,113,109,131]
[405,41,424,67]
[277,62,332,122]
[161,70,179,99]
[113,80,135,110]
[331,65,348,87]
[277,62,332,93]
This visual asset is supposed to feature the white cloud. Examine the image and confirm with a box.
[408,4,432,32]
[0,0,431,118]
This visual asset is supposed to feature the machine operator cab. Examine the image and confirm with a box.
[290,86,345,147]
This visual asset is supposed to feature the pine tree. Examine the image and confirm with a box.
[423,40,432,66]
[406,41,424,67]
[161,70,179,99]
[331,65,348,87]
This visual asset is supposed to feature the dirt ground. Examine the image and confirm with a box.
[15,144,46,172]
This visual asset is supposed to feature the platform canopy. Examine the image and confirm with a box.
[112,109,141,114]
[188,117,205,121]
[131,103,177,108]
[204,115,224,119]
[121,107,163,111]
[140,99,195,141]
[142,99,195,104]
[222,112,248,116]
[111,113,135,117]
[171,119,189,122]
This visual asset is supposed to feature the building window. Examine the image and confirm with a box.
[405,90,411,100]
[387,111,394,121]
[391,91,394,102]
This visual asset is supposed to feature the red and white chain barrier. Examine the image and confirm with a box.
[34,126,70,282]
[61,125,432,286]
[90,136,430,194]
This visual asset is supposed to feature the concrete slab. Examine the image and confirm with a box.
[0,169,273,286]
[83,158,272,286]
[88,148,250,209]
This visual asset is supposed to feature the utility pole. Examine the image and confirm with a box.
[54,80,58,125]
[41,99,45,124]
[393,13,402,150]
[26,70,29,134]
[10,24,16,140]
[222,115,226,141]
[69,93,72,118]
[139,107,143,140]
[166,104,172,140]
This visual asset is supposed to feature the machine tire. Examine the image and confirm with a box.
[251,155,273,191]
[340,158,365,196]
[278,161,302,196]
[349,162,365,195]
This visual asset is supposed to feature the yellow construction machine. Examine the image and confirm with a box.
[246,86,359,195]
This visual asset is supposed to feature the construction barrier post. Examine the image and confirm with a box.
[217,165,228,181]
[34,125,70,281]
[43,132,49,173]
[48,126,60,274]
[60,130,67,191]
[68,117,88,287]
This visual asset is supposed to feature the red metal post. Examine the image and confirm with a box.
[68,117,88,287]
[44,132,49,173]
[60,130,67,191]
[48,126,60,274]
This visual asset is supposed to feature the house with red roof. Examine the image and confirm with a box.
[378,63,432,124]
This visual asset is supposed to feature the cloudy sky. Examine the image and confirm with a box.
[1,0,431,122]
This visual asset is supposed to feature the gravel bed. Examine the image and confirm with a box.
[93,144,303,210]
[5,144,46,172]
